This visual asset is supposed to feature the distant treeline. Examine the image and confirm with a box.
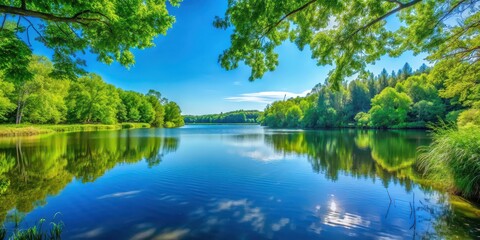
[0,55,184,128]
[184,110,261,124]
[261,61,478,129]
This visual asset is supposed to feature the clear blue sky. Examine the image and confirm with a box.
[33,0,428,115]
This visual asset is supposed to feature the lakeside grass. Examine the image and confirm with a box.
[418,125,480,201]
[0,123,151,137]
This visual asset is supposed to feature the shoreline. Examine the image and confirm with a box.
[0,123,151,137]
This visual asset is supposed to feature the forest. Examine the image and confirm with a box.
[260,61,478,129]
[184,110,261,124]
[0,56,184,128]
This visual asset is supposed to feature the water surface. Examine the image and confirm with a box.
[0,125,479,239]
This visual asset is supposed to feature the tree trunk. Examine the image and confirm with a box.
[15,97,23,124]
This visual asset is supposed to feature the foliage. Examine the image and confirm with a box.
[216,0,478,88]
[164,101,184,128]
[66,74,120,124]
[0,0,181,79]
[457,109,480,127]
[261,64,446,129]
[0,76,15,121]
[0,56,182,127]
[146,90,166,127]
[419,125,480,200]
[184,110,261,124]
[20,56,70,124]
[368,87,413,128]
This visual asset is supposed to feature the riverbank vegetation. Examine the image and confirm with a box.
[419,125,480,201]
[0,56,184,130]
[184,110,261,124]
[260,61,478,130]
[0,123,151,137]
[1,216,63,240]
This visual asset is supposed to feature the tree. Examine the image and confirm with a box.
[164,101,184,128]
[348,80,371,116]
[66,74,120,124]
[20,56,70,124]
[0,0,180,79]
[377,68,389,92]
[146,90,165,127]
[429,59,480,109]
[216,0,477,87]
[398,62,413,81]
[0,74,15,121]
[286,105,303,128]
[369,87,413,127]
[119,91,142,122]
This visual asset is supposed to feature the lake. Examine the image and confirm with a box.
[0,125,479,239]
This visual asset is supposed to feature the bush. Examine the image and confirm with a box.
[164,121,176,128]
[418,125,480,200]
[354,112,370,127]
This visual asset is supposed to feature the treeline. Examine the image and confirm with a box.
[184,110,261,124]
[0,56,184,127]
[261,61,479,129]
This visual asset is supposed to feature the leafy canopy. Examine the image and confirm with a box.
[0,0,181,79]
[215,0,479,88]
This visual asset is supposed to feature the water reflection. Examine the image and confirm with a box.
[264,130,429,188]
[0,130,179,223]
[0,126,478,239]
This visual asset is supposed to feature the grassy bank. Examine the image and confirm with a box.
[418,125,480,201]
[0,123,151,137]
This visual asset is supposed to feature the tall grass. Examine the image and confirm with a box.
[1,216,63,240]
[418,125,480,200]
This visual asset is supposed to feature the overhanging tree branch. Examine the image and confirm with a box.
[21,16,47,43]
[345,0,422,41]
[0,5,110,25]
[261,0,317,37]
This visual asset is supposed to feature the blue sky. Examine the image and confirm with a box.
[32,0,428,115]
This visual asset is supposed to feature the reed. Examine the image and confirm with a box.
[418,125,480,200]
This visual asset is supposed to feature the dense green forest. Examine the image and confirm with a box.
[260,62,478,129]
[184,110,261,124]
[0,56,184,128]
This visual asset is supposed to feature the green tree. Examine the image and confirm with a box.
[146,90,165,127]
[66,74,120,124]
[164,101,184,128]
[347,80,371,120]
[412,100,445,123]
[286,105,303,128]
[429,59,480,109]
[369,87,412,127]
[119,91,142,122]
[21,56,70,124]
[216,0,476,87]
[0,74,15,121]
[0,0,180,79]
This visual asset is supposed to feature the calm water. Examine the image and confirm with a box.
[0,125,479,239]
